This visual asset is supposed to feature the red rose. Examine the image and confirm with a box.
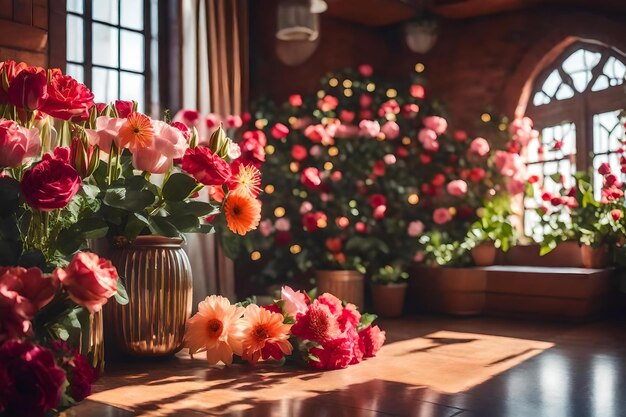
[21,155,81,211]
[0,267,58,310]
[40,74,94,120]
[302,211,326,232]
[599,162,611,176]
[114,100,133,118]
[368,194,386,208]
[289,94,303,107]
[7,66,47,111]
[410,84,425,99]
[275,231,292,246]
[270,123,289,139]
[325,237,342,253]
[358,325,386,357]
[0,340,66,417]
[291,144,308,161]
[358,64,374,77]
[317,95,339,112]
[373,160,385,176]
[611,209,622,221]
[53,252,119,313]
[0,60,28,104]
[182,146,232,186]
[304,124,331,144]
[301,167,322,190]
[48,340,97,402]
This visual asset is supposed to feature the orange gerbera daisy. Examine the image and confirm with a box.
[238,304,292,364]
[228,162,261,198]
[118,112,154,150]
[183,295,244,365]
[224,191,261,236]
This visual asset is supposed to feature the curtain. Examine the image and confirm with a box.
[180,0,249,306]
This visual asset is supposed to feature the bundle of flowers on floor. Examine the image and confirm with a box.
[0,60,263,416]
[184,288,385,370]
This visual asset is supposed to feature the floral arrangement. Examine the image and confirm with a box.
[0,59,262,415]
[220,64,528,282]
[184,287,384,370]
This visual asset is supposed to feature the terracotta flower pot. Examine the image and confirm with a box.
[580,244,610,269]
[315,270,364,309]
[105,236,193,357]
[471,242,497,266]
[372,282,407,318]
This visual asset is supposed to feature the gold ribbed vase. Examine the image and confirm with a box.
[106,236,192,357]
[315,270,364,309]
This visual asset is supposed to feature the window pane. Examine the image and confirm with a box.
[120,30,144,72]
[66,64,85,83]
[92,67,119,104]
[92,0,119,24]
[120,0,144,30]
[67,0,83,14]
[120,72,144,113]
[593,110,623,154]
[92,23,119,67]
[66,14,84,63]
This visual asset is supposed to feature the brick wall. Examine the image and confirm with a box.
[249,3,626,131]
[0,0,49,67]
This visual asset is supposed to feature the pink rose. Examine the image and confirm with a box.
[87,116,124,153]
[0,119,41,168]
[446,180,468,197]
[381,121,400,139]
[407,220,424,237]
[259,219,272,237]
[469,137,490,156]
[289,94,303,107]
[270,123,289,139]
[132,120,188,173]
[291,144,308,161]
[332,124,360,139]
[358,64,373,77]
[433,207,452,225]
[383,154,396,165]
[275,218,291,232]
[305,124,332,145]
[280,286,309,318]
[422,116,448,135]
[507,176,525,195]
[339,110,355,124]
[359,120,380,137]
[300,201,313,214]
[418,128,437,143]
[301,167,322,190]
[226,115,242,129]
[359,94,373,109]
[494,150,524,177]
[317,95,339,112]
[410,84,425,98]
[206,113,220,128]
[54,252,119,313]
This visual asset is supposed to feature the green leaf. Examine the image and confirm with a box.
[124,212,150,240]
[162,173,199,202]
[150,217,181,237]
[114,278,129,305]
[166,214,200,232]
[165,201,218,217]
[358,313,378,331]
[103,187,156,211]
[0,177,21,217]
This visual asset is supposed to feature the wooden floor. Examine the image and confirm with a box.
[60,315,626,417]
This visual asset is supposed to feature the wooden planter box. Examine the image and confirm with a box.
[484,265,613,321]
[409,266,486,316]
[498,241,583,267]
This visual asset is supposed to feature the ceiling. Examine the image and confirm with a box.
[325,0,626,26]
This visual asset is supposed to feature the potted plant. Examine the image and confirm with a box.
[463,195,516,266]
[571,170,624,268]
[371,264,409,318]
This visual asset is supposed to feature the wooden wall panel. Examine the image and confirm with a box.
[0,0,49,67]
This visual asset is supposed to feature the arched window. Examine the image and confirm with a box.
[524,42,626,237]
